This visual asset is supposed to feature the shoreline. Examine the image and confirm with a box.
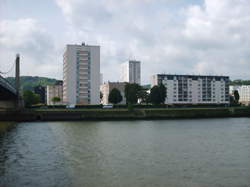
[0,107,249,122]
[0,122,16,133]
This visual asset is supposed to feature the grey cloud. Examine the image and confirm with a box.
[6,0,247,83]
[0,18,61,78]
[0,19,55,63]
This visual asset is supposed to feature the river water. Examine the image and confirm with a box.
[0,118,250,187]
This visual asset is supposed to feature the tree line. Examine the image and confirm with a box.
[23,83,242,107]
[109,83,243,106]
[108,83,166,105]
[229,80,250,86]
[23,90,61,107]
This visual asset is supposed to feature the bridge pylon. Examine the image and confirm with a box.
[15,54,24,109]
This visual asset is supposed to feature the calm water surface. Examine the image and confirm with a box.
[0,118,250,187]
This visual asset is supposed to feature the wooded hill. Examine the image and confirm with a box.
[6,76,58,91]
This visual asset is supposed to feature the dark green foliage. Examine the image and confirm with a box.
[149,86,162,105]
[23,90,40,107]
[52,96,61,103]
[138,89,150,104]
[128,103,134,111]
[229,79,250,85]
[159,84,166,104]
[149,84,166,105]
[6,76,57,91]
[108,88,123,104]
[124,83,141,104]
[125,83,151,104]
[233,90,240,103]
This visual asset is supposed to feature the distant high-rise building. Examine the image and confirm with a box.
[151,74,230,105]
[46,81,63,105]
[63,43,100,105]
[121,60,141,84]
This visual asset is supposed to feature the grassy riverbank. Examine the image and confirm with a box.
[0,106,249,121]
[0,122,16,133]
[33,106,248,111]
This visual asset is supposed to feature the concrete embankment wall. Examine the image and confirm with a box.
[0,108,249,122]
[0,101,16,109]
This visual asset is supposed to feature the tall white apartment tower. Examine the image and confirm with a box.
[63,43,100,105]
[121,60,141,84]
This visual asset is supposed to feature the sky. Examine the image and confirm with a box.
[0,0,249,84]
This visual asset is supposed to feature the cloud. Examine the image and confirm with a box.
[53,0,250,83]
[183,0,250,76]
[0,18,61,78]
[1,0,250,83]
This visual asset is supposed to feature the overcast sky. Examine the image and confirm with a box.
[0,0,249,84]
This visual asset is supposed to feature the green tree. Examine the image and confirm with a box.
[138,89,149,104]
[229,79,250,86]
[233,90,240,104]
[23,90,40,107]
[52,96,61,104]
[159,84,167,104]
[149,84,167,105]
[149,86,162,105]
[124,83,141,104]
[108,88,123,104]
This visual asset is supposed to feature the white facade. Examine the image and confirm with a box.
[46,82,63,105]
[100,82,126,105]
[151,74,230,104]
[100,73,103,85]
[63,43,100,105]
[230,85,250,105]
[121,60,141,84]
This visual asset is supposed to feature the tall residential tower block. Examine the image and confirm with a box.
[63,43,100,105]
[121,60,141,84]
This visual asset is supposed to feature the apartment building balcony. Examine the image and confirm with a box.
[78,73,89,77]
[77,53,89,56]
[78,86,88,89]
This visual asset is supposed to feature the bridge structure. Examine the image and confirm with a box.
[0,55,22,110]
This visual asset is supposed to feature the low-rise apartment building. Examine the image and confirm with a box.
[151,74,230,104]
[46,81,63,105]
[230,85,250,105]
[100,82,126,105]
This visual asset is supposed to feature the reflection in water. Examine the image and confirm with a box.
[0,118,250,186]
